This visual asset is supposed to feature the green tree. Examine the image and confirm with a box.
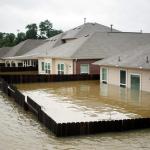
[15,32,26,44]
[47,29,63,38]
[39,20,63,38]
[0,32,5,47]
[39,20,52,39]
[26,23,38,39]
[0,20,63,48]
[2,33,16,47]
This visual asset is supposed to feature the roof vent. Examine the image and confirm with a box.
[84,18,86,24]
[110,24,113,32]
[146,56,149,63]
[118,56,121,62]
[84,34,89,37]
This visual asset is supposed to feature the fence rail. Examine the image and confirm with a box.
[0,66,38,72]
[0,74,100,84]
[0,77,150,137]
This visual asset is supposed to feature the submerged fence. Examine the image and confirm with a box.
[0,74,99,84]
[0,66,38,72]
[0,77,150,137]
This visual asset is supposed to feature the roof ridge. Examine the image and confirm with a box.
[75,23,89,37]
[71,34,92,58]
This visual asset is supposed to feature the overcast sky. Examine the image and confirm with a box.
[0,0,150,34]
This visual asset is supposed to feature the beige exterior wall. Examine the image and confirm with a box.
[38,58,73,75]
[53,58,73,74]
[38,58,52,74]
[100,66,150,92]
[127,69,150,92]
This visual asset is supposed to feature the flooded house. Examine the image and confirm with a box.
[94,44,150,92]
[1,22,119,74]
[2,23,150,78]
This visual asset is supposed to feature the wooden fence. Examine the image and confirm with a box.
[0,74,100,84]
[0,77,150,137]
[0,66,38,72]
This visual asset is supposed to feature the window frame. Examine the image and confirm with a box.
[120,69,127,87]
[80,64,89,74]
[58,63,65,75]
[45,62,51,74]
[41,62,45,71]
[101,67,108,84]
[130,73,141,90]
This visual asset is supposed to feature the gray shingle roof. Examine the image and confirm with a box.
[9,22,121,59]
[0,47,11,58]
[93,43,150,70]
[8,32,150,61]
[16,32,150,60]
[3,39,47,58]
[62,22,120,39]
[23,33,64,57]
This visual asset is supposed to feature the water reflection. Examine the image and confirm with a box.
[16,81,150,122]
[100,83,141,104]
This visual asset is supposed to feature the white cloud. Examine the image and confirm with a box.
[0,0,150,33]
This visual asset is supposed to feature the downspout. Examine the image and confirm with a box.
[74,58,77,74]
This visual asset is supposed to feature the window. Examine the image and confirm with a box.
[130,74,141,90]
[45,63,51,74]
[101,68,108,84]
[58,64,64,74]
[42,62,44,71]
[80,64,89,74]
[120,70,126,87]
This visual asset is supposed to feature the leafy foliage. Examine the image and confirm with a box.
[0,20,63,48]
[26,23,38,39]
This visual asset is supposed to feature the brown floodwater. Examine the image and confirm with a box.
[0,81,150,150]
[16,81,150,123]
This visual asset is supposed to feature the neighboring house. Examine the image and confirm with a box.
[2,22,120,74]
[0,47,11,66]
[3,39,47,67]
[5,32,150,76]
[94,44,150,92]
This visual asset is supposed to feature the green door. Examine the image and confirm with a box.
[131,75,140,90]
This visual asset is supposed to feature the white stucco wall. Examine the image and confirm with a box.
[38,58,73,75]
[100,66,150,92]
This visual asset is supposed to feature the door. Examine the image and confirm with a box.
[130,74,140,90]
[101,68,108,84]
[120,70,126,87]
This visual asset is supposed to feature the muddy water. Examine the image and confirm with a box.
[17,81,150,123]
[0,88,150,150]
